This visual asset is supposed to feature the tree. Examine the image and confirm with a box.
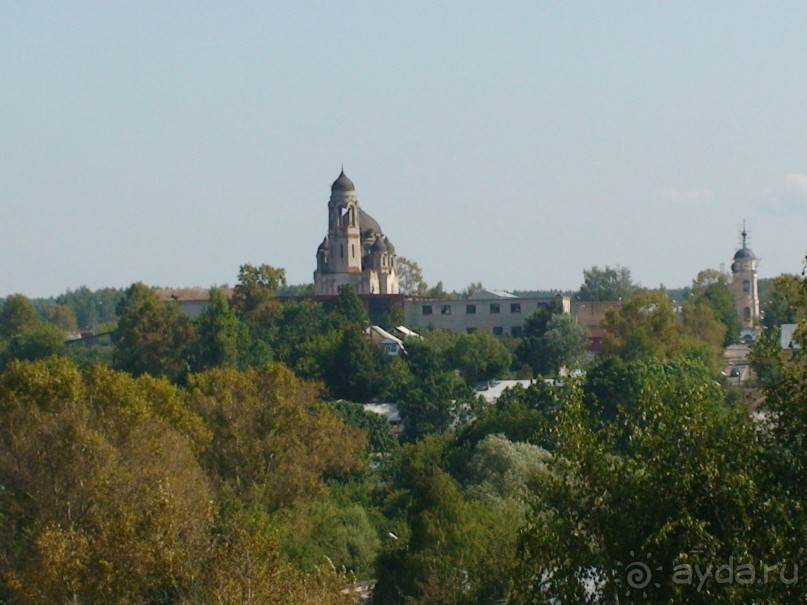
[192,288,247,371]
[460,281,485,299]
[46,304,78,332]
[601,290,682,361]
[577,265,637,301]
[0,358,214,605]
[325,325,389,401]
[396,256,429,296]
[0,294,65,367]
[186,364,366,510]
[331,284,369,327]
[55,286,123,329]
[113,282,195,381]
[231,263,285,329]
[761,273,804,329]
[518,311,589,376]
[512,359,786,604]
[691,269,741,345]
[0,293,39,337]
[449,331,513,384]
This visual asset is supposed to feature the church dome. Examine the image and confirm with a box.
[360,209,382,236]
[734,247,756,260]
[371,236,388,253]
[331,170,355,192]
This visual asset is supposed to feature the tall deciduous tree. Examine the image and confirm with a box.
[113,282,195,380]
[450,331,513,384]
[601,290,682,361]
[691,269,741,345]
[577,265,637,301]
[396,256,429,296]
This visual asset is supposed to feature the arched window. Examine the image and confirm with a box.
[743,280,750,292]
[744,307,751,320]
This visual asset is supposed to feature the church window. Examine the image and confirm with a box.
[466,304,477,314]
[744,307,751,320]
[511,303,522,313]
[422,305,433,315]
[743,280,750,292]
[490,303,500,314]
[340,244,344,258]
[441,305,452,315]
[352,244,355,258]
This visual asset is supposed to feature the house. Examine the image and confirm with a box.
[365,325,406,356]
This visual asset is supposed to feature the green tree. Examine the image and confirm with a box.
[46,303,78,332]
[450,331,513,384]
[761,273,804,329]
[396,256,429,296]
[512,359,787,604]
[113,282,196,380]
[192,288,247,371]
[691,269,741,345]
[0,293,39,337]
[325,325,389,401]
[518,311,589,376]
[331,284,369,327]
[601,290,682,361]
[230,263,285,333]
[577,265,637,301]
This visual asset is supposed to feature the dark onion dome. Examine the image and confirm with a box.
[360,209,382,236]
[371,236,388,253]
[317,237,329,251]
[733,247,756,260]
[331,170,355,192]
[383,236,395,253]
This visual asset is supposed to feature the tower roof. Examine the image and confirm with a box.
[360,209,382,235]
[371,236,388,252]
[331,170,355,192]
[733,247,756,260]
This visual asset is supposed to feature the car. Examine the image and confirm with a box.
[729,368,741,378]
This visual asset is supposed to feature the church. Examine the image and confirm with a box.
[313,171,400,295]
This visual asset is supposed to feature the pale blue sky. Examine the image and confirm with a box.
[2,2,805,298]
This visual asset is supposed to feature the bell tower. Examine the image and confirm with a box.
[730,222,760,331]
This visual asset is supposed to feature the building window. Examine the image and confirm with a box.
[441,305,452,315]
[352,244,355,258]
[466,304,477,314]
[422,305,433,315]
[744,306,751,320]
[466,327,477,334]
[511,303,521,313]
[490,303,500,314]
[383,343,399,355]
[340,244,344,258]
[743,280,750,292]
[511,326,523,337]
[493,326,503,336]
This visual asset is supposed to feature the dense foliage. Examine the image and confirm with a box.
[0,260,804,603]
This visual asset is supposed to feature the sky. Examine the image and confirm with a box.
[2,1,806,299]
